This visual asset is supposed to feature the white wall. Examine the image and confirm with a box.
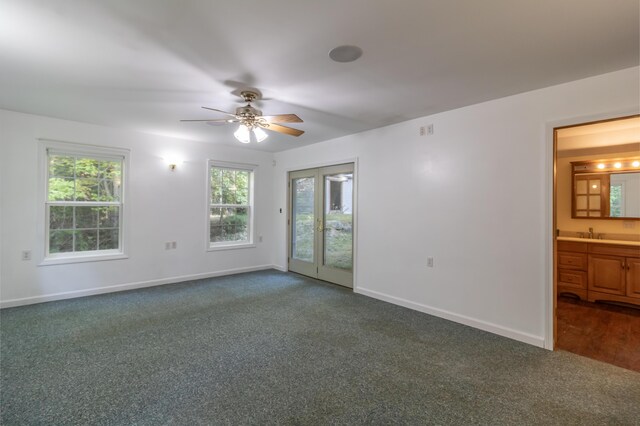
[0,110,276,306]
[273,67,640,348]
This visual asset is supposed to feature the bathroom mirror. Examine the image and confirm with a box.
[571,159,640,219]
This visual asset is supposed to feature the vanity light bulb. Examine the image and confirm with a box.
[596,163,605,169]
[633,161,640,167]
[592,184,597,189]
[614,162,622,169]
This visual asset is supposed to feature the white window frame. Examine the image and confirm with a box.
[38,140,130,265]
[207,160,256,251]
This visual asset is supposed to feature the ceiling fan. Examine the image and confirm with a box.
[181,91,304,143]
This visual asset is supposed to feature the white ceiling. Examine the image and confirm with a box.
[0,0,638,152]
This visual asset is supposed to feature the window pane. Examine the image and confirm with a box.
[76,178,99,201]
[98,179,120,201]
[75,230,98,251]
[292,177,314,262]
[576,195,587,210]
[75,158,100,178]
[48,177,75,201]
[98,207,119,228]
[50,206,73,229]
[235,170,249,204]
[75,206,99,229]
[50,230,74,253]
[221,169,237,204]
[610,184,622,217]
[98,160,121,180]
[210,207,248,243]
[323,173,353,270]
[49,155,75,178]
[210,168,222,204]
[98,229,119,250]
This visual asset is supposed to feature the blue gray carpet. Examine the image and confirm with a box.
[1,270,639,425]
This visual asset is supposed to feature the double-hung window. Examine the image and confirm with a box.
[208,161,255,249]
[44,142,128,262]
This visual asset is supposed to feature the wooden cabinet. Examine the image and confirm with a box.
[628,257,640,299]
[557,240,640,306]
[588,243,640,304]
[588,255,626,295]
[557,241,588,300]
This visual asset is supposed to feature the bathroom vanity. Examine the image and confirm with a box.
[557,237,640,306]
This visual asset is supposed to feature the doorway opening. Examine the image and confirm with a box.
[553,114,640,372]
[288,163,355,288]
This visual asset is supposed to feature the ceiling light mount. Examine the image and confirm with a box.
[240,90,258,103]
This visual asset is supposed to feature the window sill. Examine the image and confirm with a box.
[207,243,256,252]
[39,253,128,266]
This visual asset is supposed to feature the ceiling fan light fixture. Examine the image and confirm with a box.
[234,124,251,143]
[253,127,268,143]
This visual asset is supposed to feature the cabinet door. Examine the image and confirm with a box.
[627,257,640,299]
[588,254,626,295]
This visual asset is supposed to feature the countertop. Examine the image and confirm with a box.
[557,236,640,247]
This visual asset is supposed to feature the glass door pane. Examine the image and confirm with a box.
[292,177,315,262]
[323,173,353,270]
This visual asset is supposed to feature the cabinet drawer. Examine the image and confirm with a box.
[557,241,587,253]
[589,243,640,258]
[558,251,587,270]
[558,269,587,289]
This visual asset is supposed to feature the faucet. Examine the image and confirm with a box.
[588,227,594,239]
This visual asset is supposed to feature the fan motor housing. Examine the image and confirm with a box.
[235,105,261,117]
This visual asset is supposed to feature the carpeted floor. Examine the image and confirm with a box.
[1,270,639,425]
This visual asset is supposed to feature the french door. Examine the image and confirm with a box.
[288,163,354,288]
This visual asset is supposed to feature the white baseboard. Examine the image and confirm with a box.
[271,264,287,272]
[355,287,545,348]
[0,264,280,308]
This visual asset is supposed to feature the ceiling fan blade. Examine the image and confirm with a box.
[262,114,303,123]
[205,121,232,127]
[180,118,238,123]
[261,122,305,137]
[201,106,237,117]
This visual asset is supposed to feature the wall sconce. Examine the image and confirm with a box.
[163,155,182,172]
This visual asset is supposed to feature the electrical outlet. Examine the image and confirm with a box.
[21,250,32,261]
[427,257,434,267]
[171,241,177,249]
[427,124,434,135]
[420,126,426,136]
[623,221,635,229]
[165,242,171,250]
[259,236,263,243]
